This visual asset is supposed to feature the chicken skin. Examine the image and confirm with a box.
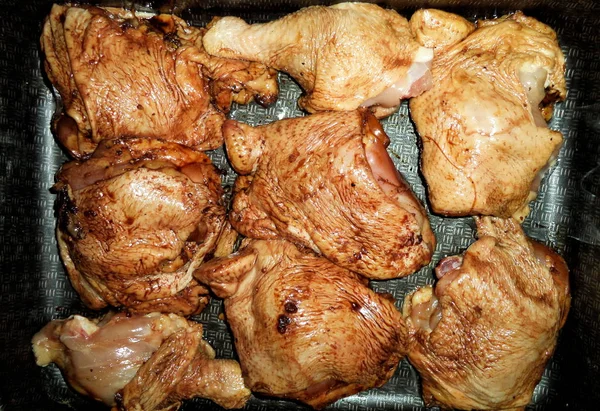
[41,4,277,158]
[224,110,435,279]
[409,9,475,51]
[203,2,433,117]
[32,312,250,410]
[402,217,570,410]
[54,138,235,315]
[409,11,566,220]
[193,239,407,409]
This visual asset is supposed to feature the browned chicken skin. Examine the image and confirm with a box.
[409,11,566,220]
[402,217,570,410]
[202,2,433,117]
[194,239,407,409]
[224,110,435,279]
[54,138,234,315]
[41,4,277,158]
[32,312,250,410]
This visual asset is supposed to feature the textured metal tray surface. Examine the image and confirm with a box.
[0,0,599,410]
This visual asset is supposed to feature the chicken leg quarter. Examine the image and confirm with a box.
[41,4,277,158]
[403,217,570,410]
[194,239,407,409]
[203,2,433,117]
[32,312,250,410]
[54,138,234,315]
[409,11,566,220]
[225,110,435,279]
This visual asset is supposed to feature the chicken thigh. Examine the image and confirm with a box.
[225,110,435,279]
[409,11,566,220]
[402,217,570,410]
[54,138,234,315]
[203,2,433,117]
[32,312,250,409]
[41,4,277,158]
[193,239,407,409]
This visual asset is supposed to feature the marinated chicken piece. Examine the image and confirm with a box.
[117,321,250,410]
[402,217,570,410]
[409,11,566,220]
[194,239,407,409]
[32,312,250,410]
[41,4,278,158]
[203,2,433,117]
[41,4,221,157]
[54,138,234,315]
[225,110,435,279]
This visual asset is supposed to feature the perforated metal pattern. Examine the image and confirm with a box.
[1,1,599,410]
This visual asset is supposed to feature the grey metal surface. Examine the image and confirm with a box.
[0,1,599,410]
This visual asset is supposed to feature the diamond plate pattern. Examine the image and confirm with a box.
[1,1,599,410]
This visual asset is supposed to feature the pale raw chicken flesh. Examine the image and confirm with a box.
[32,312,250,409]
[224,110,435,279]
[402,217,570,410]
[409,11,566,220]
[193,239,407,409]
[41,4,277,158]
[54,138,236,315]
[202,2,433,117]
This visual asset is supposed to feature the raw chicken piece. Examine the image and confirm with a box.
[54,138,234,315]
[41,4,277,158]
[203,2,433,117]
[409,11,566,220]
[32,312,250,409]
[225,110,435,279]
[402,217,570,410]
[194,239,407,409]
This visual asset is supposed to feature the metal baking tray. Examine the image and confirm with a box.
[1,0,599,410]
